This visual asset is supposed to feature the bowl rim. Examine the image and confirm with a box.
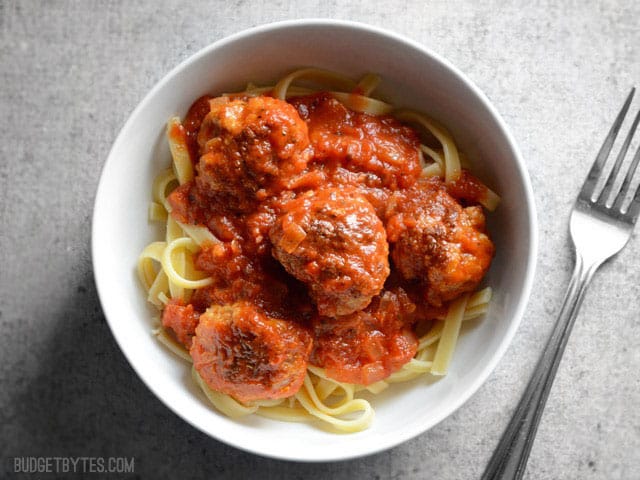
[92,18,538,462]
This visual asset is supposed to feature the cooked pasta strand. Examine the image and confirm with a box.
[272,68,357,100]
[295,375,374,432]
[167,117,194,185]
[155,328,192,362]
[256,405,311,423]
[178,221,220,246]
[147,270,169,308]
[192,367,258,418]
[161,238,213,289]
[395,110,461,183]
[148,201,168,222]
[152,168,177,211]
[418,321,444,350]
[431,294,470,375]
[468,287,492,308]
[330,92,393,115]
[355,73,381,96]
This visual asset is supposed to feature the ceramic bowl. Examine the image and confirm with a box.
[92,19,537,461]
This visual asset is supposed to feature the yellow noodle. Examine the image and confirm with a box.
[155,328,192,362]
[330,92,393,115]
[294,375,374,433]
[394,109,461,183]
[431,294,470,375]
[178,221,220,246]
[355,73,381,96]
[192,367,258,418]
[161,238,213,289]
[272,68,357,100]
[148,201,168,222]
[152,168,177,211]
[256,405,311,423]
[147,270,169,308]
[167,117,193,185]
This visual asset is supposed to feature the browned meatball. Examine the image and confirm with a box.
[190,302,312,403]
[195,96,312,211]
[386,177,494,306]
[270,188,390,317]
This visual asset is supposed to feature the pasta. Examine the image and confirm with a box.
[138,69,498,432]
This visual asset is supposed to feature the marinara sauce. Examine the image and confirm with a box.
[162,91,493,396]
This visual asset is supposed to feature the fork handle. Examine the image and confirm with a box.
[481,254,601,480]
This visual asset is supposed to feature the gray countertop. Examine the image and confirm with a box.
[1,1,639,479]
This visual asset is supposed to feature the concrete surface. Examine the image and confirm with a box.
[1,1,639,478]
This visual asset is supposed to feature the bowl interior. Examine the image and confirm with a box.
[92,20,536,461]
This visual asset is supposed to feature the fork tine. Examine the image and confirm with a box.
[613,143,640,212]
[625,159,640,222]
[628,183,640,222]
[598,108,640,205]
[580,87,636,201]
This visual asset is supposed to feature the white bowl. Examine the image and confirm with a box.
[92,19,537,461]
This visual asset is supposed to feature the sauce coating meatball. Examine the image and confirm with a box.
[190,302,312,403]
[270,188,390,317]
[311,288,418,385]
[195,96,312,211]
[386,177,494,306]
[161,300,200,348]
[290,93,422,216]
[290,93,422,190]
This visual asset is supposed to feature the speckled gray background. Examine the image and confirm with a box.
[1,1,639,479]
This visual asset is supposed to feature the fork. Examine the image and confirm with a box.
[482,88,640,480]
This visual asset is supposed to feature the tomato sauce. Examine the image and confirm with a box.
[182,95,212,162]
[290,93,422,215]
[448,169,492,206]
[162,92,493,396]
[311,288,418,385]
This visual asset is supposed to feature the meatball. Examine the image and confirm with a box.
[190,302,312,404]
[270,188,390,317]
[386,177,494,306]
[311,288,418,385]
[195,96,312,211]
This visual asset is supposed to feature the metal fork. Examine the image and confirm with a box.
[482,88,640,480]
